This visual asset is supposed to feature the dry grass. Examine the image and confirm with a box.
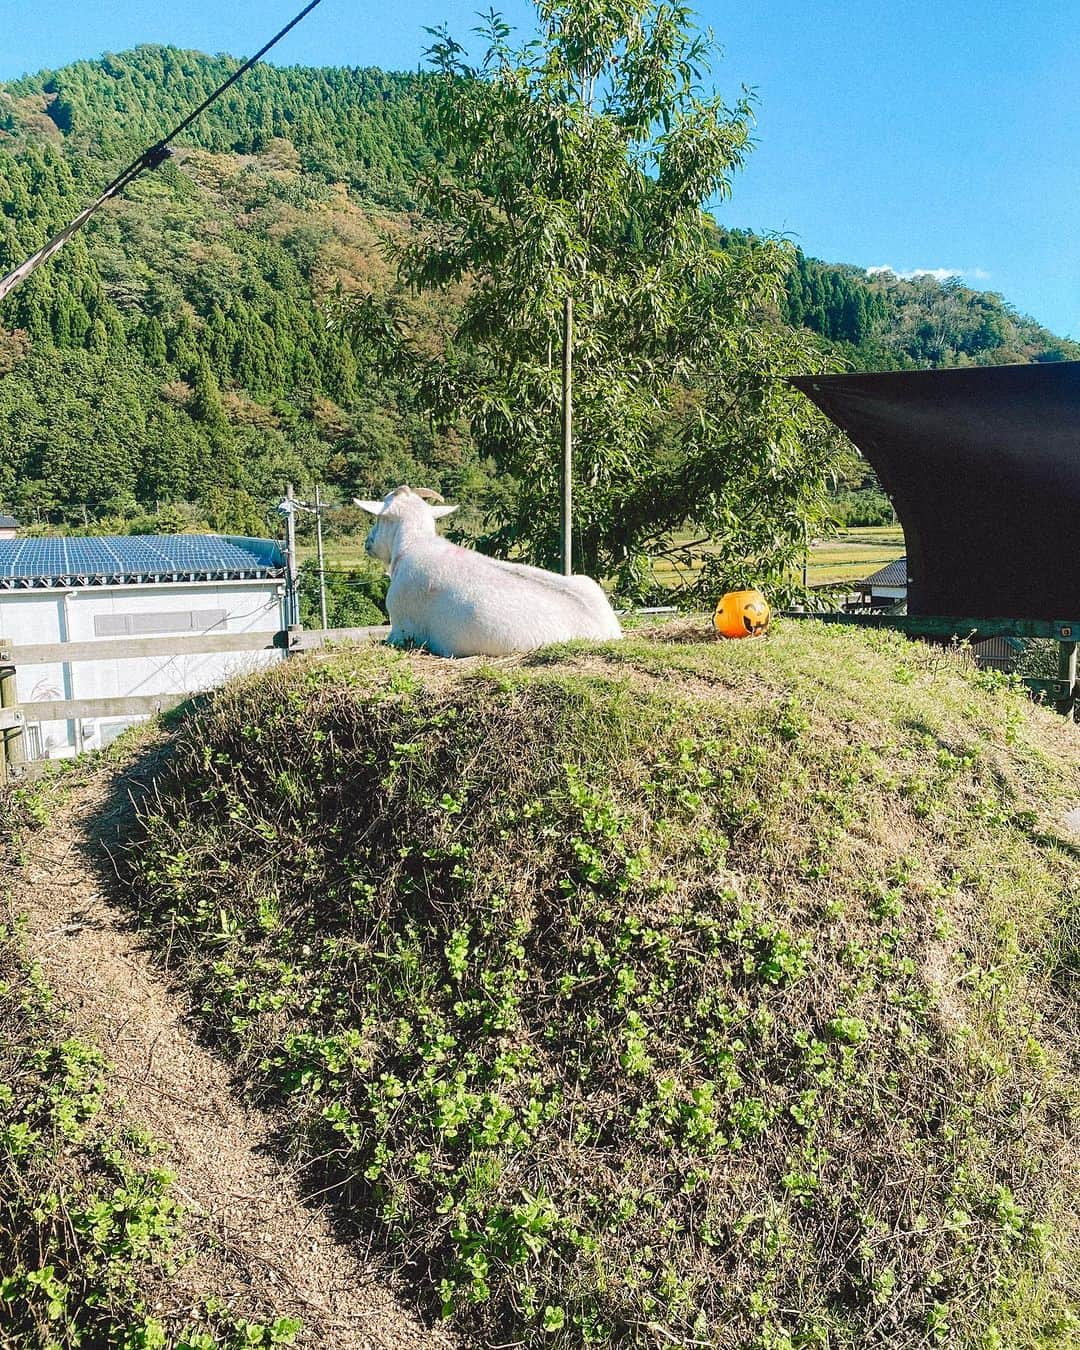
[0,768,454,1349]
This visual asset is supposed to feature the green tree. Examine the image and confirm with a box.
[139,315,168,368]
[190,357,227,431]
[353,0,837,593]
[1,44,1073,542]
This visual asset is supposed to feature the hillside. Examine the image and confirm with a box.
[0,48,483,537]
[11,620,1056,1348]
[1,46,1077,539]
[0,763,452,1347]
[780,249,1078,371]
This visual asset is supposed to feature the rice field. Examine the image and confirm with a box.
[304,525,906,592]
[636,524,905,590]
[805,525,905,585]
[297,540,371,571]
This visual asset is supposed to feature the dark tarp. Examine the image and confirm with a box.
[790,361,1080,621]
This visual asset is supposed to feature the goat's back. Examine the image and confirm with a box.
[386,540,622,656]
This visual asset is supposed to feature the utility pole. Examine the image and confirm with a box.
[284,482,300,630]
[314,483,328,631]
[562,293,573,576]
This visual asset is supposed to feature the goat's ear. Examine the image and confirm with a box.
[431,504,459,519]
[353,499,384,515]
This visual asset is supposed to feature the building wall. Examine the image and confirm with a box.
[869,585,907,605]
[0,580,285,757]
[971,636,1022,674]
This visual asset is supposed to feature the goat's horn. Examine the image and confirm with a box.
[413,487,445,503]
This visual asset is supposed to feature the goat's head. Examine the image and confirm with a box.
[353,485,459,564]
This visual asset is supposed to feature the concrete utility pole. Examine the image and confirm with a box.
[314,483,328,631]
[562,293,573,576]
[284,482,300,630]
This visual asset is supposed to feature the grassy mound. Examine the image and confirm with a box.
[122,621,1079,1348]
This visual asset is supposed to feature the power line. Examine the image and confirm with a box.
[0,0,325,305]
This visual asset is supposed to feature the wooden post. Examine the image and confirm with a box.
[562,293,573,577]
[0,641,5,789]
[314,483,328,631]
[0,638,24,783]
[1057,639,1077,714]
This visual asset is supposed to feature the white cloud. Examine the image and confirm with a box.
[866,265,990,283]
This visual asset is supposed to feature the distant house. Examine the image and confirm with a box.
[854,553,1023,673]
[0,534,287,760]
[858,556,909,609]
[969,636,1024,674]
[0,514,17,541]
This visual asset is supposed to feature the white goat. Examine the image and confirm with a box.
[354,485,623,658]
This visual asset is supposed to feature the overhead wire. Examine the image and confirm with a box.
[0,0,325,305]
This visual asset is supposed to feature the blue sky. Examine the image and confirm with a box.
[1,0,1077,338]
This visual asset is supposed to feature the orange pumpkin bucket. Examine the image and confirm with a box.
[714,589,771,639]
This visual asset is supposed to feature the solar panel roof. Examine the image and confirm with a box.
[0,534,286,587]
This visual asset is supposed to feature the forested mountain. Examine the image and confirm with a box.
[780,250,1077,370]
[0,45,1075,533]
[3,51,441,204]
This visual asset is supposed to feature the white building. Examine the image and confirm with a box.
[0,534,287,759]
[858,556,909,609]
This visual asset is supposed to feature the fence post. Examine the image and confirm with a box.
[284,482,300,629]
[0,638,25,784]
[315,483,328,631]
[1057,639,1077,716]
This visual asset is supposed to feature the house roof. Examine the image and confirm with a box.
[971,635,1025,655]
[0,534,286,590]
[0,514,17,529]
[863,556,909,589]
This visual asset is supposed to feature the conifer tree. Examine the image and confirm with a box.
[140,315,168,368]
[191,357,228,432]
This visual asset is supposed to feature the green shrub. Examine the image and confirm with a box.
[297,558,387,629]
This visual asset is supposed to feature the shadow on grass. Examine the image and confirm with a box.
[77,707,446,1333]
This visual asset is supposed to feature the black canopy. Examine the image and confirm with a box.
[790,362,1080,621]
